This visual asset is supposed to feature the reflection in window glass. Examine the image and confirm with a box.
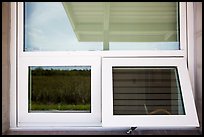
[109,2,179,50]
[24,2,103,51]
[112,67,185,115]
[24,2,179,51]
[28,66,91,113]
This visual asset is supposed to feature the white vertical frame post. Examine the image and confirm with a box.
[179,2,187,61]
[10,2,17,129]
[18,2,24,57]
[186,2,195,97]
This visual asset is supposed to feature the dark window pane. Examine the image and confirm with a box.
[28,66,91,113]
[113,67,185,115]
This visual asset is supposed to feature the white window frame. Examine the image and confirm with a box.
[102,58,199,127]
[18,56,101,127]
[18,2,186,58]
[9,2,199,129]
[17,2,102,127]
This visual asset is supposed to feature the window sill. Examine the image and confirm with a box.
[5,128,201,135]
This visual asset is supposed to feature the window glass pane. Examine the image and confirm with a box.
[28,66,91,113]
[112,67,185,115]
[24,2,103,51]
[109,2,179,50]
[24,2,179,51]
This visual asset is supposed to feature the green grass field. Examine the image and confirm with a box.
[29,67,91,112]
[30,103,91,111]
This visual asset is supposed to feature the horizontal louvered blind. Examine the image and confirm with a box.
[113,67,185,115]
